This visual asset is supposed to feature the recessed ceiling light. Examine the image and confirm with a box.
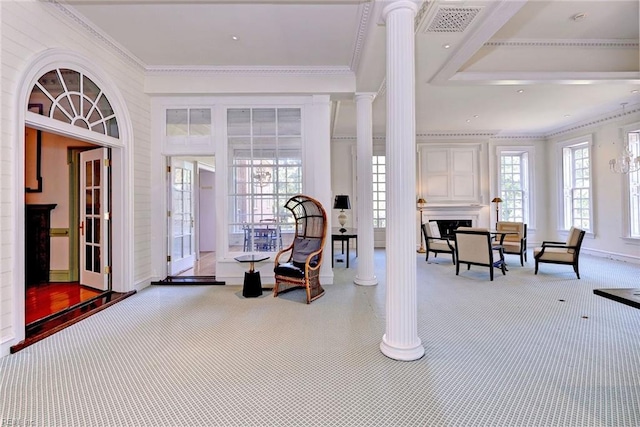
[565,114,571,118]
[442,44,451,49]
[232,36,239,41]
[572,13,586,21]
[632,90,639,94]
[473,115,479,118]
[466,119,471,123]
[517,89,524,93]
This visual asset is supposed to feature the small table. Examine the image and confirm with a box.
[594,289,640,310]
[332,228,358,268]
[234,254,269,298]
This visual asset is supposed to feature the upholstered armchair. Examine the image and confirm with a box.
[534,226,585,279]
[454,227,506,281]
[422,221,456,264]
[273,195,327,304]
[495,221,527,266]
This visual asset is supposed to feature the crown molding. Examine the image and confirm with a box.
[448,71,640,85]
[485,39,639,48]
[46,1,146,71]
[145,65,354,75]
[350,2,372,73]
[544,102,640,139]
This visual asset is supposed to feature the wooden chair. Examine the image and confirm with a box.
[422,221,456,264]
[273,195,327,304]
[534,226,585,279]
[454,227,506,281]
[495,221,527,266]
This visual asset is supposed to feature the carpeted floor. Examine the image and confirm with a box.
[1,251,639,426]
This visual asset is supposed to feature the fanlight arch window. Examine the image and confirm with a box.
[28,68,119,138]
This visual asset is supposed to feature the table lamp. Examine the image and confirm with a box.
[333,195,351,233]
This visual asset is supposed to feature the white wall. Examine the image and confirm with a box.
[545,111,640,262]
[0,1,152,355]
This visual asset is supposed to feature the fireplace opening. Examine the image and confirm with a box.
[430,219,473,240]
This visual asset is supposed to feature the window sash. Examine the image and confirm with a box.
[498,152,529,223]
[562,142,591,231]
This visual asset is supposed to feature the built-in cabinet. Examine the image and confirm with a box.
[25,204,56,284]
[418,144,481,204]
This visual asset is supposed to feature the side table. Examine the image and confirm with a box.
[235,254,270,298]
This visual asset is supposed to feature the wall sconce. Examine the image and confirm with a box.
[333,195,351,233]
[416,198,427,253]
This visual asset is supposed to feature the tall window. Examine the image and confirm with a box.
[228,108,302,252]
[627,130,640,238]
[373,155,386,228]
[561,139,592,231]
[499,152,529,223]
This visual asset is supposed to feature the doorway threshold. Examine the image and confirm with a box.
[11,290,136,354]
[151,276,225,285]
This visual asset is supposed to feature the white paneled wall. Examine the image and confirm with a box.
[0,1,151,354]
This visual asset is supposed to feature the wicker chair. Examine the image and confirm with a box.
[273,195,327,304]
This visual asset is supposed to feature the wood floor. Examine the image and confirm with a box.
[13,252,216,353]
[177,251,216,276]
[12,282,135,353]
[26,282,102,324]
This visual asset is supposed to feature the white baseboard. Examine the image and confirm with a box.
[581,248,640,264]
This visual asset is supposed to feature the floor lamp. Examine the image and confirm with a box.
[492,197,503,229]
[417,198,427,253]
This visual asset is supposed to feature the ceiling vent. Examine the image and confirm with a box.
[424,7,481,33]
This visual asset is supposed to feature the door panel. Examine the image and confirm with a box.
[79,148,109,290]
[169,159,196,275]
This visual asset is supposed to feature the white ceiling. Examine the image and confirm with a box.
[65,0,640,138]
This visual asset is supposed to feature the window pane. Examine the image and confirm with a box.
[228,107,302,252]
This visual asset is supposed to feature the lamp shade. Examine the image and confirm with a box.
[333,195,351,210]
[416,198,427,209]
[491,197,503,203]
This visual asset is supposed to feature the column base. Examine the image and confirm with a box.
[354,275,378,286]
[380,334,425,361]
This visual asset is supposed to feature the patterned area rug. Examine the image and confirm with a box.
[1,252,639,426]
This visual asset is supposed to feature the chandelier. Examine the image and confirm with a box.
[609,145,640,174]
[609,103,640,174]
[253,167,272,186]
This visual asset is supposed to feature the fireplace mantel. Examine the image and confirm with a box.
[422,204,486,227]
[423,204,485,211]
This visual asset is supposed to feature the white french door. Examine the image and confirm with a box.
[169,159,196,275]
[79,148,110,291]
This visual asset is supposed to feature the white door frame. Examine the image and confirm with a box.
[9,49,134,351]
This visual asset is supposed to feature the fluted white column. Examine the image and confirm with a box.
[379,0,424,361]
[354,92,378,286]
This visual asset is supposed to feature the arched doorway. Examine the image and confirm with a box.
[13,49,134,346]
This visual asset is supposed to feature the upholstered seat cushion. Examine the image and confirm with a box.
[533,247,574,262]
[274,262,305,278]
[501,241,521,251]
[429,241,455,252]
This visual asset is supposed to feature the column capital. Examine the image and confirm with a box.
[354,92,377,103]
[374,0,421,24]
